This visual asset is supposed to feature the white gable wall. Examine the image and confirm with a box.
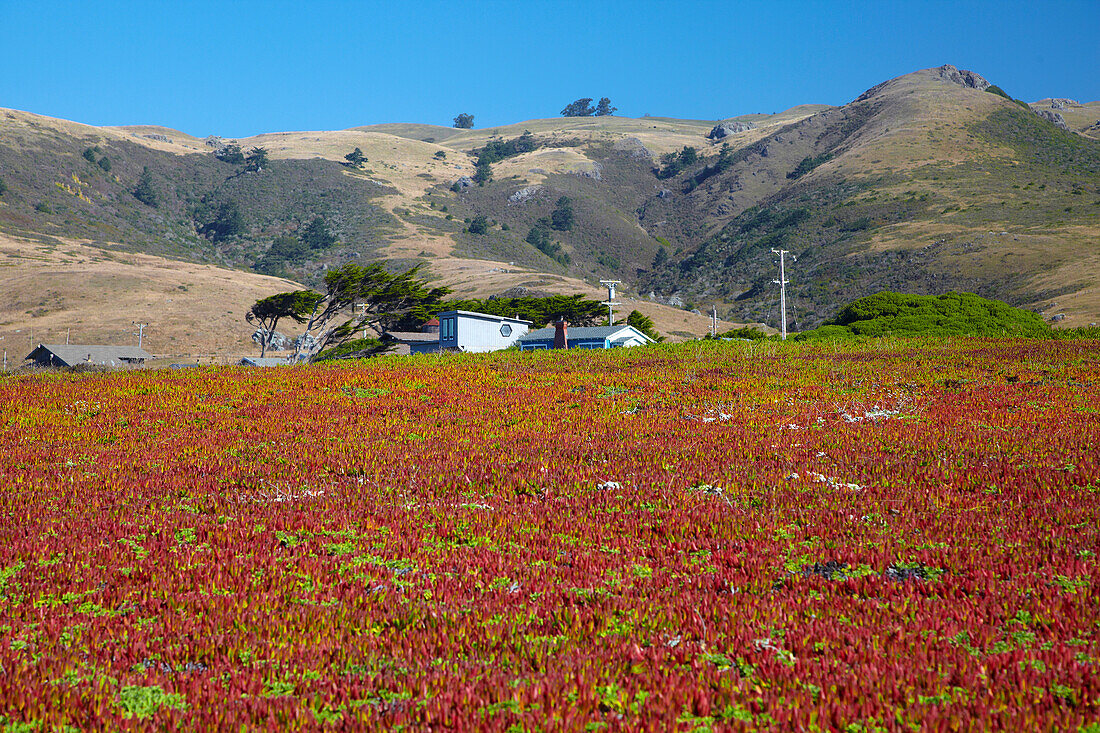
[438,311,530,353]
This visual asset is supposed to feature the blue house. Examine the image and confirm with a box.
[517,323,653,351]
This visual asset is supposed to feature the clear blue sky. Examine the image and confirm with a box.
[2,0,1097,138]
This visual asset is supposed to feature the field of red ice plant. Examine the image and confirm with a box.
[0,338,1097,730]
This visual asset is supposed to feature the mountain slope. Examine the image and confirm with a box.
[637,65,1100,328]
[1,63,1099,355]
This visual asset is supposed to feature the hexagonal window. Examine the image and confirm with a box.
[500,323,513,338]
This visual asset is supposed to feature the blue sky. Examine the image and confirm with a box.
[2,0,1097,137]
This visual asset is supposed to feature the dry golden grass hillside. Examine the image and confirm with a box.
[0,232,301,362]
[0,230,746,368]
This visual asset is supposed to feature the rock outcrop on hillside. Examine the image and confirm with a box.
[612,137,653,159]
[934,64,991,90]
[707,120,756,140]
[1035,109,1070,130]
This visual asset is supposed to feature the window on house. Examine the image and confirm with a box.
[500,323,512,338]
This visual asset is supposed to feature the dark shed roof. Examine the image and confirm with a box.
[27,344,154,367]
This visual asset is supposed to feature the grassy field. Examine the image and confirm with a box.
[0,337,1097,729]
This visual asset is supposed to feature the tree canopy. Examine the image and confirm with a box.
[453,113,474,129]
[560,98,596,117]
[550,196,574,231]
[439,294,604,328]
[300,215,336,250]
[215,144,245,164]
[344,147,366,167]
[197,200,244,241]
[255,234,308,274]
[594,97,617,116]
[132,167,158,207]
[274,264,450,361]
[467,215,490,235]
[244,147,269,173]
[626,310,661,341]
[246,291,323,357]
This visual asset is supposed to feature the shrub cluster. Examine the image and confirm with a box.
[795,291,1052,340]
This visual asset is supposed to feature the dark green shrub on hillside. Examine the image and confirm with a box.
[657,146,699,179]
[82,147,99,164]
[132,167,158,207]
[468,215,490,235]
[215,144,245,164]
[550,196,574,231]
[472,160,492,185]
[985,85,1011,100]
[475,132,538,166]
[684,143,738,190]
[196,200,244,241]
[796,291,1051,339]
[0,177,7,196]
[525,222,570,266]
[343,147,366,167]
[244,147,268,173]
[300,215,336,250]
[840,216,871,232]
[786,152,833,180]
[97,156,111,172]
[597,253,620,270]
[268,234,308,262]
[652,245,668,268]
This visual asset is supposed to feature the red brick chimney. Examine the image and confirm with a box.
[553,319,569,349]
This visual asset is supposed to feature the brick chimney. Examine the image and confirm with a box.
[553,319,569,349]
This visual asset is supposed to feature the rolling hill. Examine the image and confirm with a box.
[0,63,1098,359]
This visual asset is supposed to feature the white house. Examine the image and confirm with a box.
[436,311,531,352]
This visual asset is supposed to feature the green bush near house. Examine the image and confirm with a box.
[794,291,1051,340]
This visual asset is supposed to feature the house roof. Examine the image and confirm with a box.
[28,344,154,366]
[382,331,439,342]
[437,310,532,324]
[239,356,292,367]
[518,325,652,343]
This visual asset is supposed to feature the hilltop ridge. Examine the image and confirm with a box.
[1,64,1099,357]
